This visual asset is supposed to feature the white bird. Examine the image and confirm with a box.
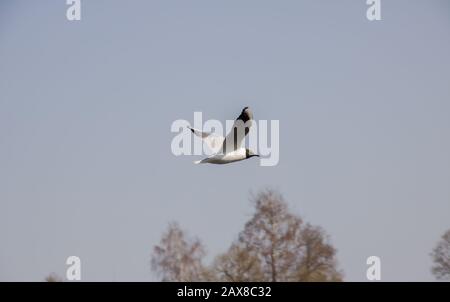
[188,107,259,164]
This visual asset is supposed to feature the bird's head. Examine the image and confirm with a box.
[240,107,253,122]
[246,149,260,159]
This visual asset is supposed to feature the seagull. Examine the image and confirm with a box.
[188,107,259,164]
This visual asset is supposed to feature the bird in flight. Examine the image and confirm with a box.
[188,107,259,164]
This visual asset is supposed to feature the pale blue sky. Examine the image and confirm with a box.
[1,0,450,281]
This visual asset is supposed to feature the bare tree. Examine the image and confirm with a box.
[296,223,342,281]
[213,189,343,281]
[151,222,207,281]
[431,229,450,280]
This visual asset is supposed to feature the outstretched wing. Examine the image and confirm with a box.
[188,126,224,154]
[222,107,253,153]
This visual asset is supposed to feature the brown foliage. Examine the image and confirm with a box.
[45,273,63,282]
[214,189,342,281]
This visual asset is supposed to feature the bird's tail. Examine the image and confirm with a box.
[194,159,204,164]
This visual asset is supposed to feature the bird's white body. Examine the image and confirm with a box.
[194,148,247,164]
[189,107,259,165]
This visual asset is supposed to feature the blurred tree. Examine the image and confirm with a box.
[45,273,63,282]
[213,189,342,281]
[151,189,343,281]
[214,244,264,281]
[151,222,207,281]
[431,229,450,280]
